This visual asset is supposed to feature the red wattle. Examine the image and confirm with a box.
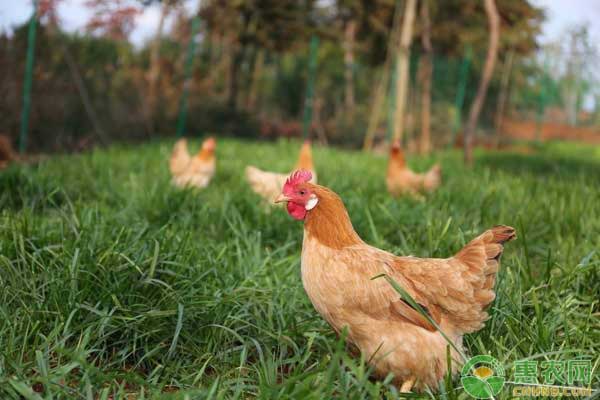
[287,202,307,220]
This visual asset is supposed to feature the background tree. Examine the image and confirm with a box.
[39,0,107,144]
[560,26,596,126]
[418,0,432,154]
[85,0,141,41]
[392,0,417,143]
[336,0,361,112]
[362,0,401,150]
[494,47,514,138]
[140,0,182,134]
[200,0,317,115]
[426,0,542,149]
[6,0,583,154]
[463,0,499,165]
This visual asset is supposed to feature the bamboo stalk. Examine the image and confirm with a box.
[392,0,417,143]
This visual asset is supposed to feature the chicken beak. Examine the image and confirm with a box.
[274,193,291,204]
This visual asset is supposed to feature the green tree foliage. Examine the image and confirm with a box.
[2,0,570,152]
[428,0,543,57]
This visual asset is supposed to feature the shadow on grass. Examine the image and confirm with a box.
[477,152,600,182]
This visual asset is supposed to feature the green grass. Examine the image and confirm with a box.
[1,138,598,399]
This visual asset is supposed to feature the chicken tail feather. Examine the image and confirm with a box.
[423,163,441,192]
[170,138,191,176]
[245,165,263,183]
[455,225,516,307]
[456,226,516,272]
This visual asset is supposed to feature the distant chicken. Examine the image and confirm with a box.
[169,137,216,189]
[0,134,17,170]
[386,141,441,196]
[275,170,516,392]
[245,141,317,202]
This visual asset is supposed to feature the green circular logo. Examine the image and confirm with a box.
[461,355,505,399]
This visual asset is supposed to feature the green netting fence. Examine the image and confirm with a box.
[3,11,599,153]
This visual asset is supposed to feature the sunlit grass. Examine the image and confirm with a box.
[1,138,598,399]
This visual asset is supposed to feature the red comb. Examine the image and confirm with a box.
[203,137,216,149]
[283,169,312,192]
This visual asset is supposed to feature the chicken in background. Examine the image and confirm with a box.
[169,138,192,177]
[0,134,17,170]
[169,137,216,189]
[274,170,516,392]
[245,140,317,202]
[386,141,441,197]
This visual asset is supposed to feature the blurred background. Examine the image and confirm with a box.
[1,0,599,154]
[1,4,599,397]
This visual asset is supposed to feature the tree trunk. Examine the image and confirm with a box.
[313,97,328,145]
[363,0,402,151]
[494,48,514,142]
[229,10,252,113]
[246,48,264,111]
[343,19,356,111]
[220,33,232,100]
[406,77,418,151]
[362,70,389,150]
[228,45,243,112]
[146,1,170,134]
[207,32,217,68]
[564,32,581,126]
[418,0,433,154]
[212,33,230,97]
[463,0,500,165]
[392,0,417,143]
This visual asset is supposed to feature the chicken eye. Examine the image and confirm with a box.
[299,190,306,195]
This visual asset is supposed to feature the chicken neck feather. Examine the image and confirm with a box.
[303,185,362,249]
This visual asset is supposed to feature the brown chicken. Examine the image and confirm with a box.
[0,134,17,170]
[386,141,441,197]
[245,141,317,202]
[169,137,216,189]
[274,170,516,392]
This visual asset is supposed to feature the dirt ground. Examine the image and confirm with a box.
[500,118,600,144]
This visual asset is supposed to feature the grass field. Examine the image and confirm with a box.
[1,138,598,399]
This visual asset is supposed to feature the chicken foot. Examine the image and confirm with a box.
[399,376,415,392]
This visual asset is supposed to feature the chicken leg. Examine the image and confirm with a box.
[400,376,416,392]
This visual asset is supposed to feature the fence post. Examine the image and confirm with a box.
[19,0,39,154]
[450,45,472,148]
[176,15,201,138]
[302,35,319,139]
